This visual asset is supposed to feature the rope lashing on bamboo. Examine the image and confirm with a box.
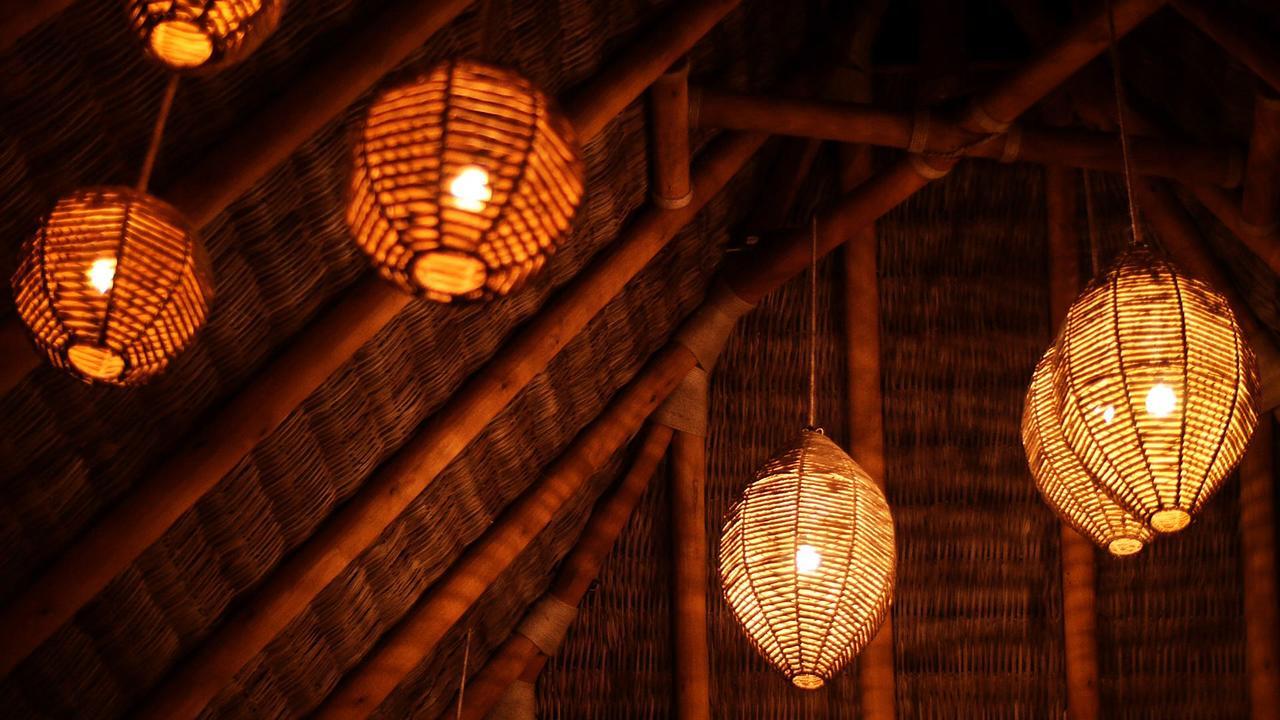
[514,596,578,656]
[907,153,953,179]
[907,107,931,154]
[999,125,1023,163]
[672,278,755,369]
[653,366,709,436]
[488,681,536,720]
[966,98,1014,134]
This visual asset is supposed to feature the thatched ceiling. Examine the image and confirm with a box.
[1,0,1278,717]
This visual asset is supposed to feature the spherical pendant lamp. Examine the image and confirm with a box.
[719,429,895,689]
[11,187,213,385]
[348,59,585,302]
[1024,347,1154,556]
[1051,244,1258,533]
[126,0,286,72]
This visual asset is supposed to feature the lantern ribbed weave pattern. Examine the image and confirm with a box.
[719,430,895,689]
[126,0,285,71]
[1024,347,1154,556]
[348,59,585,302]
[1050,244,1258,534]
[12,187,212,385]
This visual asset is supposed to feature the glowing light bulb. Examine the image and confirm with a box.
[448,166,492,212]
[795,544,821,574]
[1145,383,1177,417]
[87,257,117,294]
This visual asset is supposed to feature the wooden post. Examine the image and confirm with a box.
[1046,165,1102,720]
[670,427,710,720]
[1242,90,1280,229]
[691,91,1242,187]
[1,0,756,687]
[0,0,74,51]
[448,423,674,720]
[650,58,693,209]
[1171,0,1280,95]
[1239,416,1280,720]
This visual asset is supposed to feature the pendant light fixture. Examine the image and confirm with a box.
[126,0,286,72]
[12,78,212,385]
[718,219,895,689]
[1028,0,1259,537]
[347,59,585,302]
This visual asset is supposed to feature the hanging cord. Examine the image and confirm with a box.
[1082,170,1102,276]
[136,74,180,192]
[1103,0,1144,247]
[454,627,473,720]
[806,216,818,429]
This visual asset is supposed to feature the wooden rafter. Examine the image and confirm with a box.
[1242,89,1280,230]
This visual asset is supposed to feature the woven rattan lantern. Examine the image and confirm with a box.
[1024,347,1154,556]
[12,187,212,385]
[719,429,895,689]
[126,0,285,72]
[348,59,585,302]
[1050,244,1258,534]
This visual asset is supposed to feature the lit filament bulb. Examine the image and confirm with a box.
[1145,383,1177,417]
[449,166,492,212]
[87,257,117,294]
[795,544,822,574]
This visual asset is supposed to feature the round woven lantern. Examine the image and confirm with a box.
[11,187,213,385]
[1024,347,1154,556]
[719,429,895,689]
[348,59,585,302]
[126,0,286,72]
[1051,244,1258,534]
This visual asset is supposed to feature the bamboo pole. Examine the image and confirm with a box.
[670,427,710,720]
[1239,415,1280,720]
[315,344,700,719]
[692,91,1242,187]
[1046,164,1102,720]
[0,0,751,686]
[447,423,673,720]
[650,58,693,209]
[1132,179,1280,411]
[0,0,74,51]
[1242,90,1280,230]
[1170,0,1280,95]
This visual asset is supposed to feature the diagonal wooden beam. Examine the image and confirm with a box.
[692,91,1242,187]
[0,0,747,686]
[1184,182,1280,277]
[446,421,673,720]
[1170,0,1280,95]
[0,0,74,51]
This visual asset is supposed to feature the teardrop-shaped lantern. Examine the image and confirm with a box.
[126,0,286,72]
[11,187,213,385]
[348,59,585,302]
[719,430,895,689]
[1051,244,1258,533]
[1024,347,1154,556]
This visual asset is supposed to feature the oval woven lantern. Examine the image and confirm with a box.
[1051,243,1259,534]
[126,0,286,72]
[1023,347,1154,556]
[719,429,895,689]
[11,187,213,385]
[348,59,585,302]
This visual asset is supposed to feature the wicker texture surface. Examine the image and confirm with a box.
[349,59,585,301]
[1051,244,1259,533]
[11,186,212,385]
[126,0,286,71]
[719,429,895,689]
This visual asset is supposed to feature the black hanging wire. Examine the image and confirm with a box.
[454,627,473,720]
[137,74,180,192]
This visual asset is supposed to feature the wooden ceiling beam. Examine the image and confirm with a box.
[1184,182,1280,276]
[1170,0,1280,96]
[446,422,673,720]
[1242,89,1280,230]
[0,0,74,52]
[693,90,1242,187]
[0,0,748,692]
[649,57,693,209]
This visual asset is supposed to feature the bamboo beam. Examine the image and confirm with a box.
[650,58,693,209]
[315,343,700,719]
[1239,415,1280,720]
[1184,182,1280,277]
[448,422,673,720]
[1242,90,1280,229]
[1046,164,1102,720]
[1132,179,1280,411]
[0,0,74,51]
[670,427,710,720]
[0,0,750,686]
[131,131,766,720]
[1170,0,1280,95]
[692,91,1242,187]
